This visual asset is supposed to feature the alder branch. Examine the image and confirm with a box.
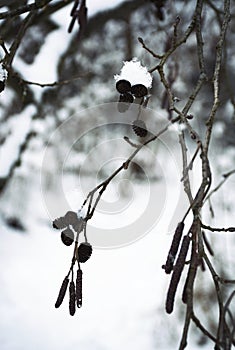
[82,116,181,222]
[0,131,36,194]
[21,74,91,88]
[4,11,37,67]
[191,312,217,343]
[204,0,231,154]
[179,131,194,205]
[138,37,163,59]
[205,169,235,202]
[0,0,53,19]
[141,1,233,348]
[201,223,235,233]
[45,0,234,347]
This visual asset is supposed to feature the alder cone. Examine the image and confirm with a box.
[72,218,84,234]
[64,211,78,225]
[131,84,148,97]
[78,242,92,263]
[61,228,74,246]
[132,119,148,137]
[119,92,134,103]
[118,103,129,113]
[116,79,131,94]
[53,216,66,229]
[117,93,133,113]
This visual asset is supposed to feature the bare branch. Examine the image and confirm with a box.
[0,0,53,20]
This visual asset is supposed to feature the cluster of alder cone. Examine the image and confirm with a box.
[53,211,92,316]
[116,79,149,137]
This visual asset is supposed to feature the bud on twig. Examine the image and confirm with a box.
[165,235,191,314]
[55,277,69,308]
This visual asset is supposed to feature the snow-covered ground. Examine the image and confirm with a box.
[0,182,203,350]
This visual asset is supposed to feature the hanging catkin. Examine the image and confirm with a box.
[69,281,76,316]
[163,222,184,274]
[165,235,190,314]
[76,269,83,308]
[55,277,69,308]
[182,266,190,304]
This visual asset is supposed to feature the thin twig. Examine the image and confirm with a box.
[201,223,235,233]
[204,0,231,154]
[0,0,53,19]
[138,37,163,59]
[205,169,235,202]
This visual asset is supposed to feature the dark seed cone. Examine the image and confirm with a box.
[78,242,92,263]
[72,219,84,234]
[118,102,129,113]
[53,216,67,229]
[119,92,134,104]
[61,228,75,246]
[163,222,184,274]
[55,277,69,308]
[0,80,5,93]
[64,211,78,226]
[132,120,148,137]
[76,269,83,308]
[165,235,191,314]
[116,79,131,94]
[131,84,148,97]
[117,93,133,113]
[69,281,76,316]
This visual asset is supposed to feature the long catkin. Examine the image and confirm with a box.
[76,269,83,308]
[164,222,184,274]
[165,235,191,314]
[69,281,76,316]
[55,277,69,308]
